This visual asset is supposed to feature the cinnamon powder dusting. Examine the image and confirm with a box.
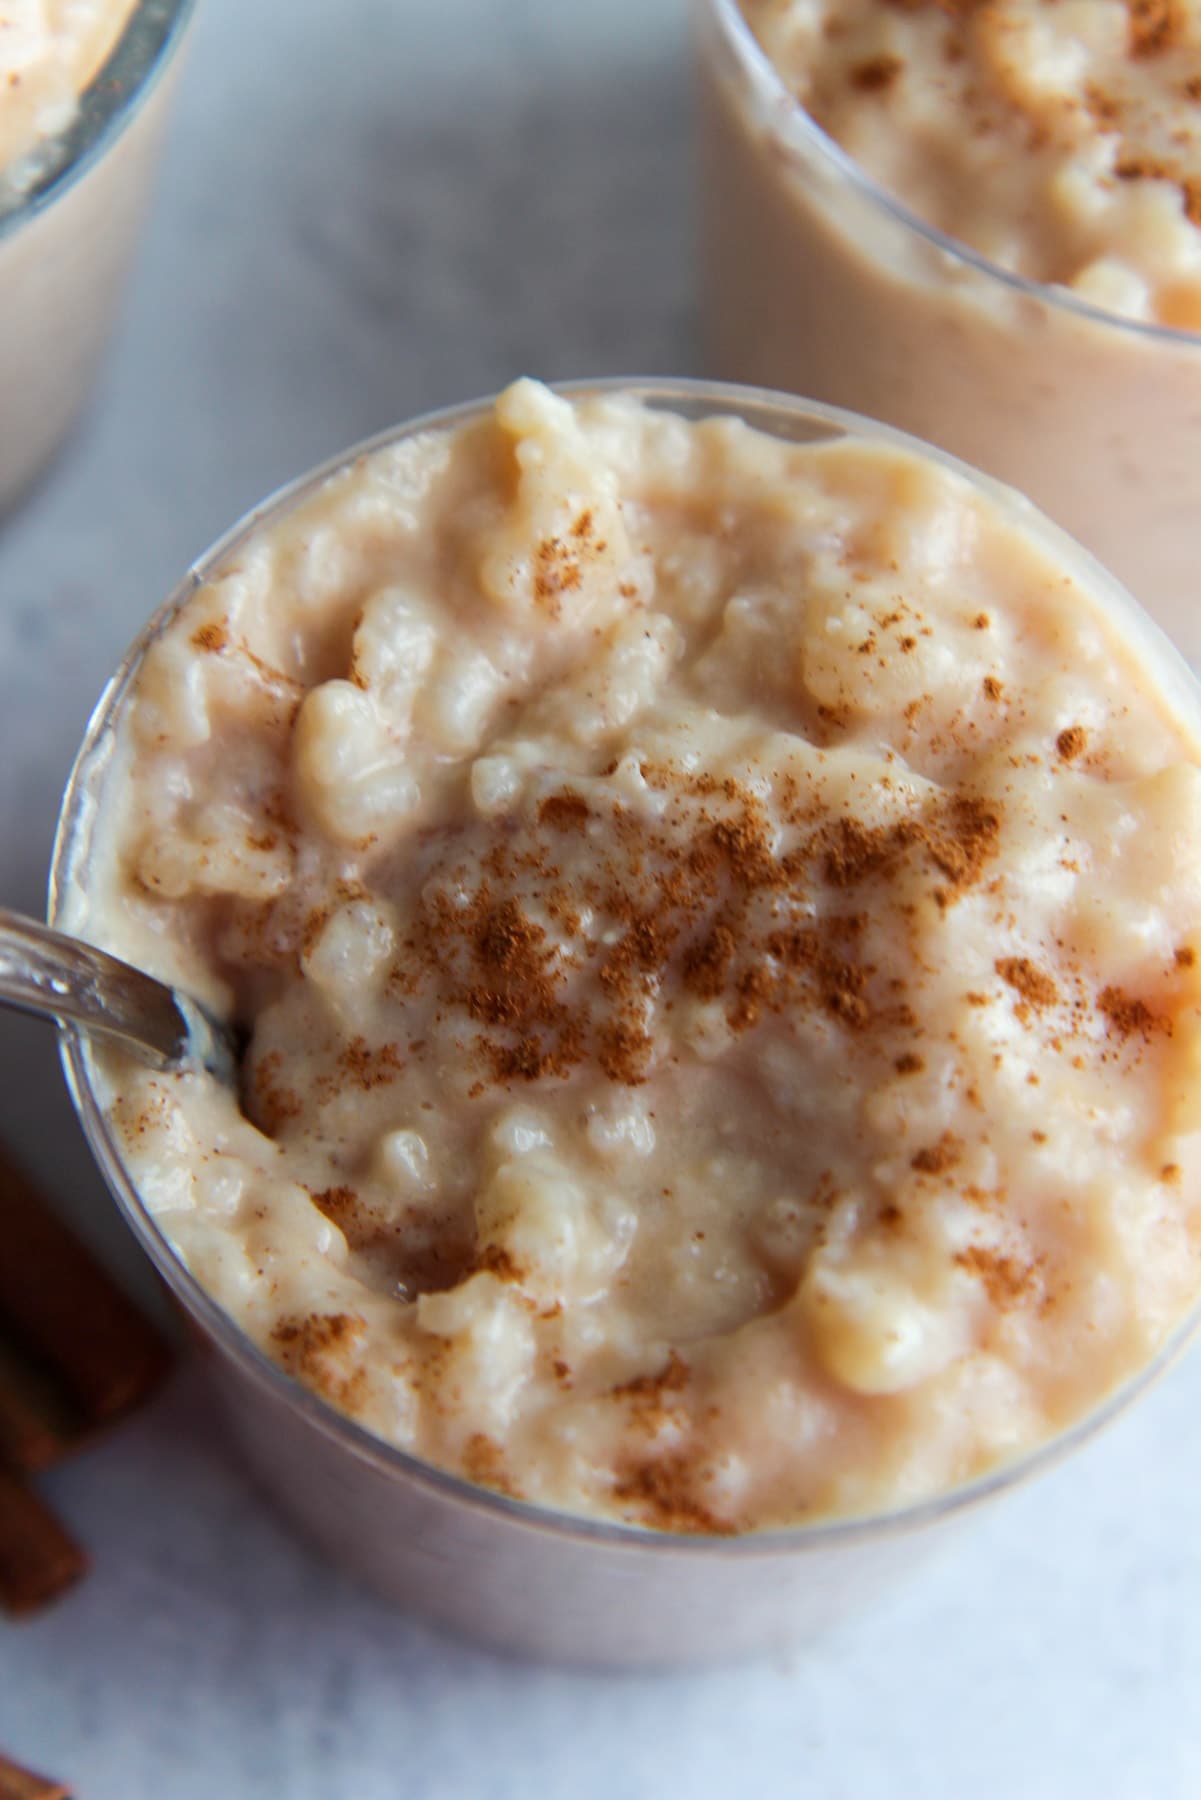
[338,1037,404,1090]
[1114,154,1201,230]
[611,1349,691,1428]
[851,53,903,92]
[911,1131,962,1174]
[612,1454,735,1535]
[476,1244,524,1282]
[251,1050,302,1134]
[406,770,1005,1092]
[955,1246,1037,1308]
[1127,0,1180,58]
[311,1184,358,1226]
[996,957,1059,1009]
[191,621,228,654]
[271,1312,367,1407]
[1098,985,1168,1041]
[462,1433,520,1498]
[538,791,591,832]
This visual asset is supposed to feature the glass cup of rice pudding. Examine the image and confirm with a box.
[50,377,1201,1664]
[0,0,197,513]
[699,0,1201,666]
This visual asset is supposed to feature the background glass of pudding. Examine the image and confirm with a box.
[48,379,1201,1667]
[0,0,198,515]
[698,0,1201,668]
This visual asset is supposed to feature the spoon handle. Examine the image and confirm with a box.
[0,910,186,1068]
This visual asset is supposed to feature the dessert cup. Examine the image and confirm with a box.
[698,0,1201,666]
[50,380,1201,1666]
[0,0,198,514]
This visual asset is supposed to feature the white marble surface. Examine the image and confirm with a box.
[0,1,1199,1793]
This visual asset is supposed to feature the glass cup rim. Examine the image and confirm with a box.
[0,0,199,240]
[703,0,1201,350]
[49,374,1201,1558]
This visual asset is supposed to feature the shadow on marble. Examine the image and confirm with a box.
[173,51,697,486]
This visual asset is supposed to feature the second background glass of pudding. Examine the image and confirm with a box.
[699,0,1201,665]
[0,0,198,514]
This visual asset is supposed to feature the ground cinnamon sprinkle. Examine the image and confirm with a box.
[271,1312,367,1407]
[301,904,332,956]
[1056,726,1086,762]
[1127,0,1179,58]
[682,920,739,1001]
[476,1244,523,1282]
[611,1349,690,1415]
[191,620,228,653]
[250,1049,302,1134]
[532,536,583,616]
[822,816,898,887]
[338,1037,404,1090]
[851,53,903,92]
[767,931,872,1029]
[311,1184,359,1226]
[955,1245,1037,1308]
[922,796,1002,889]
[1116,151,1173,186]
[399,767,1007,1092]
[538,791,591,832]
[272,1311,361,1355]
[1114,152,1201,229]
[612,1453,734,1535]
[530,512,608,615]
[911,1131,962,1174]
[884,0,975,14]
[820,795,999,895]
[1098,985,1167,1041]
[996,957,1059,1009]
[462,1433,519,1498]
[597,1019,655,1085]
[486,1031,585,1084]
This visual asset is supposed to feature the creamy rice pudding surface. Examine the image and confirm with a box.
[702,0,1201,660]
[0,0,137,203]
[739,0,1201,327]
[0,0,186,513]
[71,382,1201,1533]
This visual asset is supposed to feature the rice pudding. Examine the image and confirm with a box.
[65,380,1201,1534]
[701,0,1201,659]
[0,0,192,512]
[1,0,138,206]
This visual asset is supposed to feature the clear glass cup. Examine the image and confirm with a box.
[697,0,1201,667]
[48,380,1201,1667]
[0,0,198,514]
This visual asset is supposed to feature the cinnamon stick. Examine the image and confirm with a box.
[0,1333,79,1474]
[0,1144,170,1427]
[0,1750,72,1800]
[0,1466,86,1618]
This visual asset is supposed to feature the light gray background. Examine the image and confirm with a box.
[0,1,1198,1794]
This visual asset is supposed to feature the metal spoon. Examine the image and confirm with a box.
[0,909,241,1083]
